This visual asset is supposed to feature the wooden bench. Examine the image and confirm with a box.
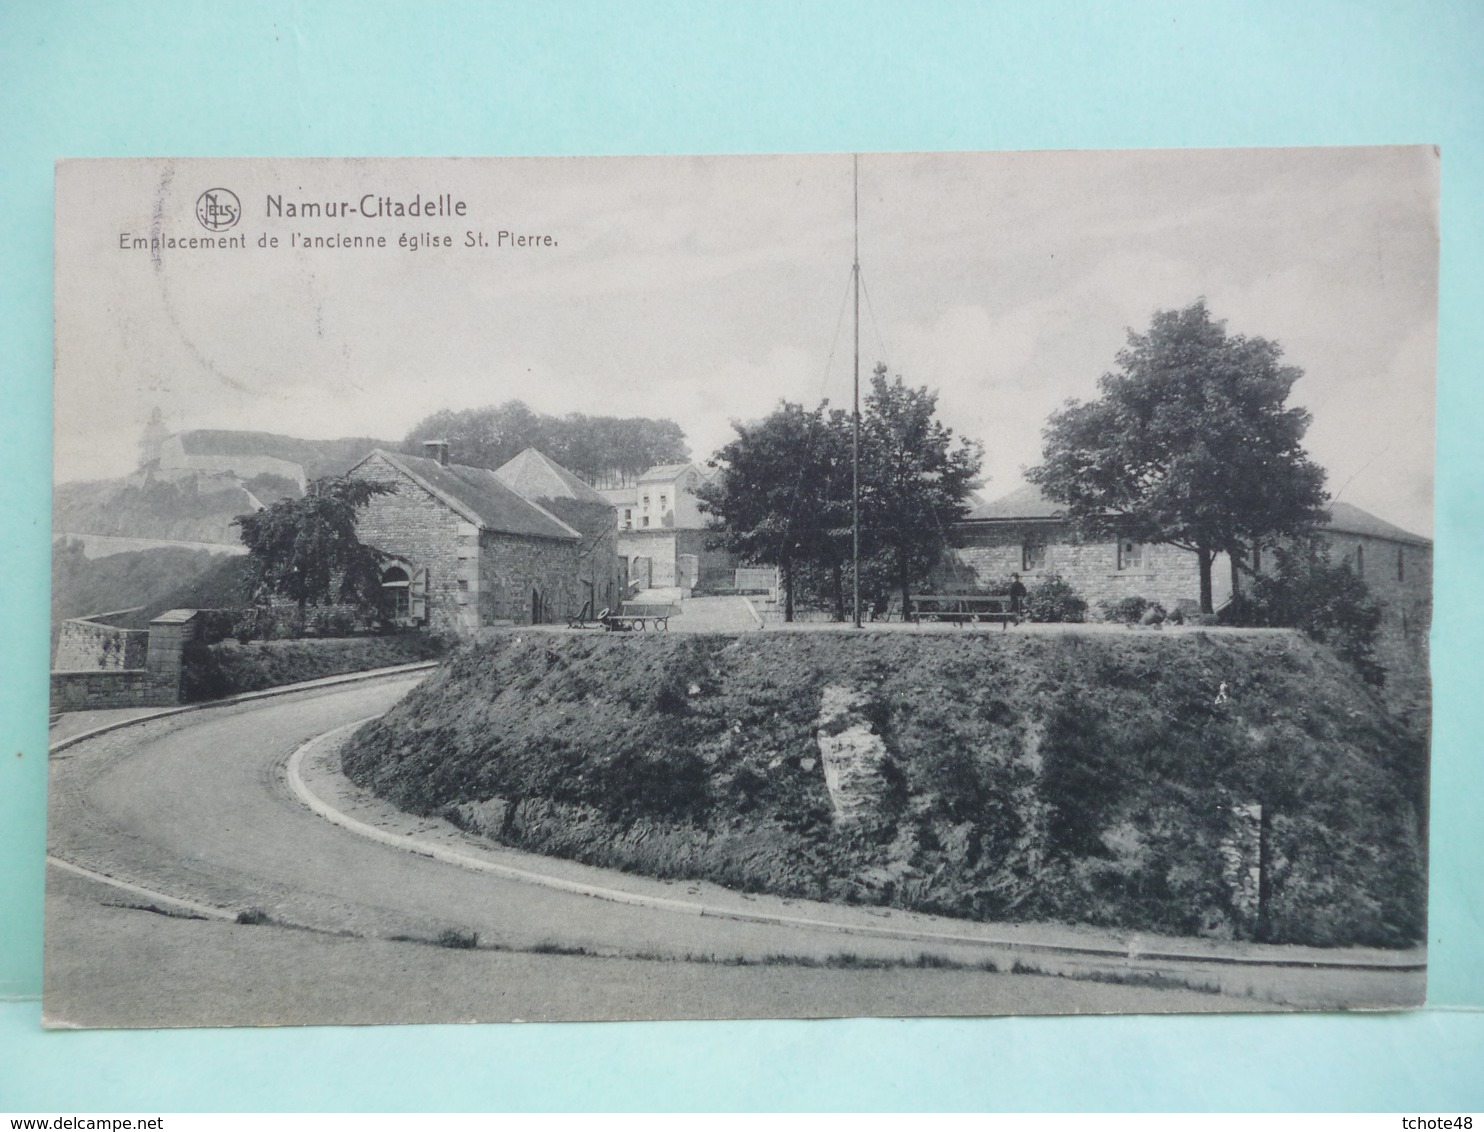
[907,594,1019,628]
[601,601,679,632]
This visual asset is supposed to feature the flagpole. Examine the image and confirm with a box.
[852,154,862,629]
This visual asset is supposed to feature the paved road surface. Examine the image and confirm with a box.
[45,675,1416,1027]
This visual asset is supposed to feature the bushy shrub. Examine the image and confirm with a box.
[194,609,240,645]
[1220,540,1384,684]
[1099,595,1157,624]
[182,632,447,701]
[232,606,295,642]
[1023,575,1088,622]
[230,602,374,642]
[307,605,361,637]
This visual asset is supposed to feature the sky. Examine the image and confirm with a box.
[54,147,1439,535]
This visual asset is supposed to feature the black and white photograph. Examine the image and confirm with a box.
[46,149,1436,1028]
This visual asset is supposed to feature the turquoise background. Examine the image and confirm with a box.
[3,0,1482,1110]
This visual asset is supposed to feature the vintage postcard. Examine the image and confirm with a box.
[47,150,1436,1027]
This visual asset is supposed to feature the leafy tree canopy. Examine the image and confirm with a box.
[233,476,394,627]
[403,400,689,484]
[700,367,982,620]
[696,401,852,620]
[1223,538,1385,685]
[1028,299,1329,612]
[860,366,984,615]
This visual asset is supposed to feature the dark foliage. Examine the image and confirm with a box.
[1099,595,1168,624]
[233,475,395,631]
[403,400,689,484]
[1029,300,1329,613]
[700,367,982,620]
[859,367,985,616]
[1023,574,1088,622]
[1221,539,1385,684]
[697,401,854,621]
[181,632,447,701]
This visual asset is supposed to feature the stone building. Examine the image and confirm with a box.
[492,447,621,616]
[946,483,1234,611]
[947,482,1432,709]
[599,461,736,592]
[1319,500,1433,712]
[346,443,613,633]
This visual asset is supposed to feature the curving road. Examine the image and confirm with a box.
[44,673,1420,1027]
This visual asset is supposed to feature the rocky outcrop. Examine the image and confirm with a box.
[815,684,894,823]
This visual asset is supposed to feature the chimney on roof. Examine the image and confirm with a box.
[423,439,450,467]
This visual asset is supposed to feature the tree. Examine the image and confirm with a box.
[696,402,851,621]
[1225,538,1385,684]
[1028,300,1329,613]
[859,366,984,617]
[233,476,395,631]
[402,400,689,484]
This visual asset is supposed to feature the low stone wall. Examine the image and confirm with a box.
[50,669,179,712]
[52,611,150,671]
[51,608,197,712]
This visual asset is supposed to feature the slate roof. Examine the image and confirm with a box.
[966,483,1431,546]
[637,462,701,484]
[492,448,613,507]
[964,483,1063,521]
[1325,501,1431,547]
[354,449,580,541]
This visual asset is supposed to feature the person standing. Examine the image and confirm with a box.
[1008,572,1027,621]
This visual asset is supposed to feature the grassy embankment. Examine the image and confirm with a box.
[182,634,447,701]
[344,630,1427,948]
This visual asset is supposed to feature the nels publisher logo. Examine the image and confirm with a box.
[195,187,241,232]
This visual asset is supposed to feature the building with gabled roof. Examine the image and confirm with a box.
[493,448,621,616]
[346,442,610,633]
[599,460,737,593]
[947,481,1432,713]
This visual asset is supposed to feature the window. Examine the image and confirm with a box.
[642,494,650,510]
[1397,546,1405,582]
[1252,546,1262,573]
[1022,540,1046,571]
[1355,544,1365,578]
[382,565,411,619]
[642,515,650,527]
[623,508,632,530]
[1117,540,1144,570]
[659,494,668,512]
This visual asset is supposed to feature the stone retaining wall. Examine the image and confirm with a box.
[50,669,179,711]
